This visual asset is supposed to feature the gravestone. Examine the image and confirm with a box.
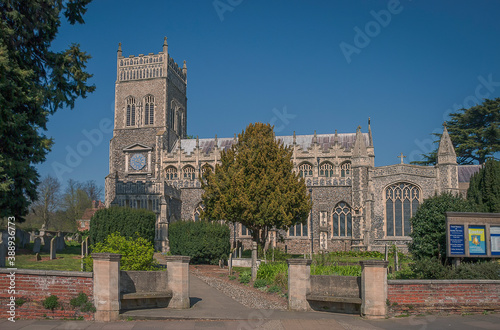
[42,234,52,252]
[35,253,41,261]
[30,231,36,242]
[81,237,88,257]
[33,237,41,253]
[50,237,56,260]
[56,232,65,252]
[0,238,5,267]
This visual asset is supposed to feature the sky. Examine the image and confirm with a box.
[36,0,500,193]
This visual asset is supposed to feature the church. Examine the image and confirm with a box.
[105,39,480,253]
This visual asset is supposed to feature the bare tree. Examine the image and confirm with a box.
[62,179,92,222]
[82,180,104,202]
[31,175,61,229]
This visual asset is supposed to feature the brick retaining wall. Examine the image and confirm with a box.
[387,280,500,315]
[0,269,94,320]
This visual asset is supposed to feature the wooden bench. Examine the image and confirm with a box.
[121,291,173,309]
[306,294,362,305]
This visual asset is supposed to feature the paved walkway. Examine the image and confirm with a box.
[1,272,500,329]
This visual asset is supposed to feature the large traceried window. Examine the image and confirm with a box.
[165,166,178,180]
[126,97,136,126]
[144,95,154,125]
[183,165,196,180]
[319,162,334,177]
[298,163,313,178]
[332,202,352,237]
[385,183,420,237]
[340,161,351,177]
[289,216,309,237]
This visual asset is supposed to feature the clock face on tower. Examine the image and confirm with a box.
[130,153,146,171]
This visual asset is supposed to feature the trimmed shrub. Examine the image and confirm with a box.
[84,233,159,271]
[169,220,230,265]
[89,207,156,245]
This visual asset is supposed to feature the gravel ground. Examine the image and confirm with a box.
[191,268,287,310]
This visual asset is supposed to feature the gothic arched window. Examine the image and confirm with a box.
[332,202,352,237]
[126,97,136,126]
[144,95,154,125]
[183,166,195,180]
[298,163,313,178]
[385,183,420,237]
[165,166,177,180]
[319,162,334,177]
[340,161,351,177]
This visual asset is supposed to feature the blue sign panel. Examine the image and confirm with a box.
[449,224,465,255]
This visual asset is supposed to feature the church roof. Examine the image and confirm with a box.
[457,164,482,182]
[175,133,370,155]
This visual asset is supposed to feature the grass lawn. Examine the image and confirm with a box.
[14,241,84,272]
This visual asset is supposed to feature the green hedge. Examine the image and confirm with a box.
[169,221,230,264]
[89,207,156,245]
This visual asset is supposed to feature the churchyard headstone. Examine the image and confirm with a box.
[50,237,56,260]
[56,232,65,252]
[33,237,41,253]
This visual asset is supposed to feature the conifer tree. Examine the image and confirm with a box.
[201,123,312,251]
[0,0,95,220]
[467,159,500,213]
[413,98,500,165]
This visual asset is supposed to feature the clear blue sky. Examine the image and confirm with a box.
[37,0,500,192]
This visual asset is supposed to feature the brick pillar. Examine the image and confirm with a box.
[165,255,190,309]
[92,253,122,321]
[360,260,389,318]
[287,259,311,311]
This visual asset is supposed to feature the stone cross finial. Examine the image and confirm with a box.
[398,152,406,164]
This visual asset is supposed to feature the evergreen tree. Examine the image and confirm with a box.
[409,193,478,263]
[467,159,500,213]
[413,98,500,165]
[0,0,95,220]
[201,123,312,250]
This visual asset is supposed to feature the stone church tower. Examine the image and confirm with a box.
[105,38,187,250]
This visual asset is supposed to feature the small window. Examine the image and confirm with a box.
[241,224,251,236]
[340,162,351,177]
[298,163,313,178]
[165,167,178,180]
[289,216,309,237]
[319,162,334,177]
[183,166,196,180]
